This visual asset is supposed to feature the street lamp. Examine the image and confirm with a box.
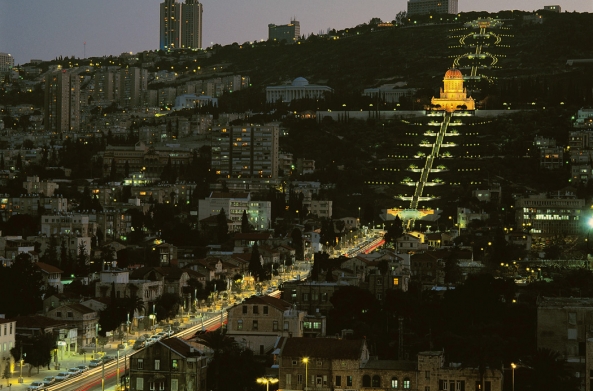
[116,349,120,389]
[257,377,279,391]
[511,363,516,391]
[302,357,309,391]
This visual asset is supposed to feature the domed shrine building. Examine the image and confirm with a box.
[265,77,333,103]
[430,68,475,112]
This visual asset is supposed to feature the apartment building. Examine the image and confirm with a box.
[40,213,95,237]
[198,192,272,231]
[515,192,585,235]
[44,69,80,132]
[226,295,309,355]
[407,0,458,16]
[268,19,300,43]
[129,338,208,391]
[211,124,279,179]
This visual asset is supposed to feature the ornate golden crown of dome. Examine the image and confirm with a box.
[444,68,463,79]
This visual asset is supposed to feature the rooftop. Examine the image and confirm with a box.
[281,338,365,360]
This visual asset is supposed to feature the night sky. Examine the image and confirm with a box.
[0,0,590,64]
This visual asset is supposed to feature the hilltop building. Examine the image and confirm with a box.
[0,52,14,75]
[268,19,300,43]
[160,0,203,50]
[407,0,458,16]
[543,5,561,12]
[431,69,475,112]
[181,0,203,49]
[44,69,80,132]
[266,77,333,104]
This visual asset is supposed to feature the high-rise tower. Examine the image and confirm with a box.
[44,69,80,132]
[160,0,181,50]
[181,0,203,49]
[160,0,203,50]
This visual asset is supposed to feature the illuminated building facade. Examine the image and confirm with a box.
[119,67,148,107]
[0,52,14,75]
[160,0,181,50]
[268,19,300,43]
[160,0,203,50]
[198,191,272,231]
[211,125,279,179]
[430,68,475,112]
[407,0,458,16]
[515,192,585,235]
[181,0,203,49]
[44,69,80,132]
[266,77,333,103]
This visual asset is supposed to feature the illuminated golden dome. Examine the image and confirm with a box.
[444,68,463,79]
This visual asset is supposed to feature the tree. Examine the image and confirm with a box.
[77,242,88,274]
[291,228,304,261]
[248,242,265,281]
[15,153,22,170]
[443,250,463,285]
[458,334,504,391]
[109,158,117,179]
[154,293,181,320]
[124,160,130,178]
[217,208,229,244]
[60,239,68,270]
[195,329,241,391]
[395,10,407,24]
[241,210,250,233]
[11,332,57,376]
[2,360,10,386]
[328,286,379,334]
[384,215,403,244]
[522,348,580,391]
[0,253,43,317]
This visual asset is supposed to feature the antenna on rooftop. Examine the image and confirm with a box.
[84,42,86,59]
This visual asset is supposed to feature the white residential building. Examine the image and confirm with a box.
[198,191,272,231]
[266,77,333,103]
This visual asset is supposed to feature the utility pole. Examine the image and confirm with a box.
[398,316,404,360]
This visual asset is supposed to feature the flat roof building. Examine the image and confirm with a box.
[407,0,458,16]
[268,19,300,43]
[0,52,14,75]
[266,77,333,104]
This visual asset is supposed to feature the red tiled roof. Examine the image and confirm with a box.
[281,338,365,360]
[57,303,96,315]
[234,233,273,240]
[241,295,292,312]
[0,318,16,326]
[11,315,65,329]
[185,269,206,279]
[210,191,250,199]
[35,262,63,274]
[231,253,250,262]
[159,337,202,357]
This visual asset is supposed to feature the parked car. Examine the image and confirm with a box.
[41,376,55,386]
[102,355,115,362]
[145,337,158,346]
[88,359,102,368]
[67,367,82,376]
[133,340,145,349]
[76,365,89,372]
[55,372,71,381]
[27,382,46,390]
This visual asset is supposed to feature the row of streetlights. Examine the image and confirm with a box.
[255,358,309,391]
[257,360,517,391]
